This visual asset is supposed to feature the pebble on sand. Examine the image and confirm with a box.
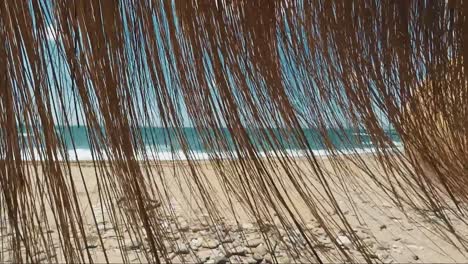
[178,221,190,232]
[191,238,204,250]
[202,238,220,249]
[124,239,142,251]
[337,235,352,248]
[195,249,212,262]
[206,253,228,264]
[252,244,268,256]
[246,238,263,248]
[173,242,190,254]
[224,245,248,256]
[230,255,257,264]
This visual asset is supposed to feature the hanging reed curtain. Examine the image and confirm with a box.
[0,0,467,263]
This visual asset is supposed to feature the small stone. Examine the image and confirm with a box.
[377,244,389,251]
[172,254,198,264]
[336,235,352,248]
[37,254,48,262]
[207,253,228,264]
[179,221,189,232]
[407,244,424,250]
[229,224,242,232]
[124,239,142,251]
[85,244,98,249]
[190,238,204,250]
[230,256,243,264]
[262,254,272,263]
[196,249,212,262]
[360,228,372,235]
[380,225,387,230]
[246,238,263,248]
[230,255,257,264]
[252,244,268,256]
[166,232,181,240]
[96,221,107,229]
[318,234,330,244]
[276,242,289,252]
[383,203,393,208]
[276,256,291,264]
[413,255,419,261]
[202,238,220,249]
[174,242,190,254]
[225,245,247,256]
[363,238,374,246]
[221,236,235,244]
[193,225,209,232]
[377,251,389,259]
[200,230,213,236]
[278,228,287,237]
[253,253,264,261]
[241,223,254,230]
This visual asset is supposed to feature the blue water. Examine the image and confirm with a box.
[18,126,402,161]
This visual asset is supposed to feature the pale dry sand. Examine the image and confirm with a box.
[1,155,468,263]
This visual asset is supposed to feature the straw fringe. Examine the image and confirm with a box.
[0,1,467,263]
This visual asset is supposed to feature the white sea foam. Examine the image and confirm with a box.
[14,142,404,162]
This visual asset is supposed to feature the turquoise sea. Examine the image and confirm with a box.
[17,126,402,161]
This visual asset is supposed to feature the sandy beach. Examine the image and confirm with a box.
[1,155,467,263]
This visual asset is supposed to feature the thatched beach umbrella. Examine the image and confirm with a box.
[402,60,468,206]
[1,1,468,263]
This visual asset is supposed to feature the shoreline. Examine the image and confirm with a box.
[14,144,404,165]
